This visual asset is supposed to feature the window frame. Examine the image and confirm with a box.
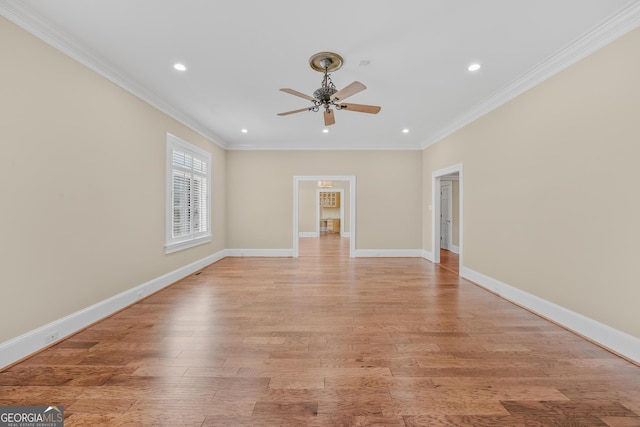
[165,133,212,254]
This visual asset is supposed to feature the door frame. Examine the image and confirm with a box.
[316,188,345,236]
[293,175,356,257]
[432,164,463,268]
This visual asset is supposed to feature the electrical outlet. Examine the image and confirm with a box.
[45,331,59,345]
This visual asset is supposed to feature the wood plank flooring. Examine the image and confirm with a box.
[1,235,639,426]
[439,249,459,274]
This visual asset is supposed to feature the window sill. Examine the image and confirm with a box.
[165,235,212,254]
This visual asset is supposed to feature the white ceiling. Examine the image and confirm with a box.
[2,1,639,150]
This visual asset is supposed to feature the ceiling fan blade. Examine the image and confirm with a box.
[331,81,366,101]
[324,109,335,126]
[339,103,381,114]
[277,107,311,116]
[280,88,316,102]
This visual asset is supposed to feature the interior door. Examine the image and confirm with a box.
[440,181,452,250]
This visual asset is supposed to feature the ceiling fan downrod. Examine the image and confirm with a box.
[313,62,338,105]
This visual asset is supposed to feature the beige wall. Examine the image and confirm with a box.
[227,151,422,250]
[0,18,226,343]
[423,27,640,338]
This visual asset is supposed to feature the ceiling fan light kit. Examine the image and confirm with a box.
[278,51,381,126]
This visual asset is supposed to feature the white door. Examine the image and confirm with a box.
[440,181,452,250]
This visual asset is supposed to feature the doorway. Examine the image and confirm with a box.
[432,164,463,271]
[293,175,356,258]
[440,181,452,251]
[317,188,345,237]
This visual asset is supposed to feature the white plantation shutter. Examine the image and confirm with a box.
[166,134,211,253]
[172,170,190,238]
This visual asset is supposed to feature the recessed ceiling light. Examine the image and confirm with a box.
[322,129,329,134]
[402,129,410,134]
[468,63,481,72]
[173,63,187,71]
[241,129,248,133]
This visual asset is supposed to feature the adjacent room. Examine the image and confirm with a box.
[1,1,639,425]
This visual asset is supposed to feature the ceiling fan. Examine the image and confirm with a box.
[278,52,381,126]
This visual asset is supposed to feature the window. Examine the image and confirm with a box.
[165,133,211,253]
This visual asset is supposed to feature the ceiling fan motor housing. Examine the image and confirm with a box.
[313,86,338,102]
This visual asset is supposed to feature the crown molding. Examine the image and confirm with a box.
[421,1,640,150]
[0,1,229,150]
[3,1,638,153]
[228,143,421,151]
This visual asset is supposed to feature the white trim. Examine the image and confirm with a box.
[449,245,460,254]
[422,250,434,262]
[228,144,420,151]
[342,232,351,238]
[165,235,212,254]
[421,2,640,150]
[298,232,318,238]
[225,249,293,257]
[460,267,640,364]
[0,2,228,149]
[0,250,226,370]
[293,176,356,258]
[354,249,423,258]
[432,164,463,270]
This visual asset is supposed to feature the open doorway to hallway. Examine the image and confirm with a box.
[439,176,460,274]
[432,164,463,273]
[293,176,356,258]
[317,186,345,238]
[299,180,349,257]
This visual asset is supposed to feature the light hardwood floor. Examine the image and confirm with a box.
[1,235,639,426]
[439,249,459,275]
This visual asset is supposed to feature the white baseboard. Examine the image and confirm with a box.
[298,232,318,238]
[0,250,227,370]
[355,249,423,258]
[460,267,640,364]
[449,245,460,254]
[225,249,293,257]
[342,232,351,238]
[9,251,634,370]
